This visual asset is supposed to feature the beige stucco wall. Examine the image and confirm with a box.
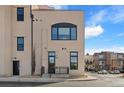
[0,6,12,76]
[11,5,32,76]
[0,6,84,76]
[32,5,54,10]
[33,10,84,75]
[0,5,32,76]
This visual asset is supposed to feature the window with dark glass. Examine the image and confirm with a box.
[17,7,24,21]
[70,27,77,40]
[51,27,58,40]
[70,51,78,70]
[48,51,56,73]
[51,23,77,40]
[17,37,24,51]
[48,51,55,57]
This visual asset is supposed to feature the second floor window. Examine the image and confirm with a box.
[17,7,24,21]
[51,23,77,40]
[17,37,24,51]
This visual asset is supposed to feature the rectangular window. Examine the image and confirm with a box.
[71,27,77,40]
[51,27,58,40]
[70,51,78,70]
[48,51,55,57]
[17,37,24,51]
[17,7,24,21]
[48,51,56,73]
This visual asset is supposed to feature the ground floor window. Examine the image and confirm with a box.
[70,51,78,70]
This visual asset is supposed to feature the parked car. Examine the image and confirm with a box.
[114,70,120,74]
[97,70,108,74]
[109,70,120,74]
[97,71,102,74]
[89,68,96,72]
[119,69,124,73]
[108,70,114,74]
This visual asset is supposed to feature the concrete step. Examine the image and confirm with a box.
[42,74,69,78]
[42,74,51,78]
[51,74,69,78]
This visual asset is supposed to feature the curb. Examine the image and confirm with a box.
[0,76,98,82]
[0,78,65,83]
[66,78,98,81]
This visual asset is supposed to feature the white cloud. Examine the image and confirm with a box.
[87,10,106,26]
[85,6,124,39]
[109,11,124,24]
[86,10,106,39]
[108,6,124,24]
[117,33,124,37]
[85,25,104,39]
[111,13,124,24]
[48,5,68,10]
[86,46,124,55]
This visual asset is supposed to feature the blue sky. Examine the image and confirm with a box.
[51,5,124,54]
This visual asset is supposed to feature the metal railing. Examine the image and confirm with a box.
[55,67,69,74]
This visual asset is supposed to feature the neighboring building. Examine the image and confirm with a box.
[85,53,95,71]
[110,53,124,70]
[0,5,84,77]
[93,52,111,71]
[0,5,32,76]
[93,51,124,71]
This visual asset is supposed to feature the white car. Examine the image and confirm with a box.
[97,71,102,74]
[109,70,120,74]
[98,70,108,74]
[114,70,120,74]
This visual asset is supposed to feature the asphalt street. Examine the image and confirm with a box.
[40,73,124,87]
[0,73,124,87]
[0,82,57,87]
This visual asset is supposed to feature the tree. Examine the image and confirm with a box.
[86,53,89,56]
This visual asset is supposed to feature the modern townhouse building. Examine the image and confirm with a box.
[0,5,84,77]
[110,53,124,70]
[93,52,111,71]
[0,5,32,76]
[93,51,124,71]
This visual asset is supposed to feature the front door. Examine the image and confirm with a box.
[13,61,19,75]
[48,51,55,74]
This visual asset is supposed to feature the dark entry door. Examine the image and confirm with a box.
[48,51,55,74]
[13,61,19,75]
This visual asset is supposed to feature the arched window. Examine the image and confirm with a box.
[51,23,77,40]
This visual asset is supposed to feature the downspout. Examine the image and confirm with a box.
[30,5,34,75]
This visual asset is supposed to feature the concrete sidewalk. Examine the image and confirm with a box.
[0,77,64,82]
[0,75,97,82]
[67,75,98,81]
